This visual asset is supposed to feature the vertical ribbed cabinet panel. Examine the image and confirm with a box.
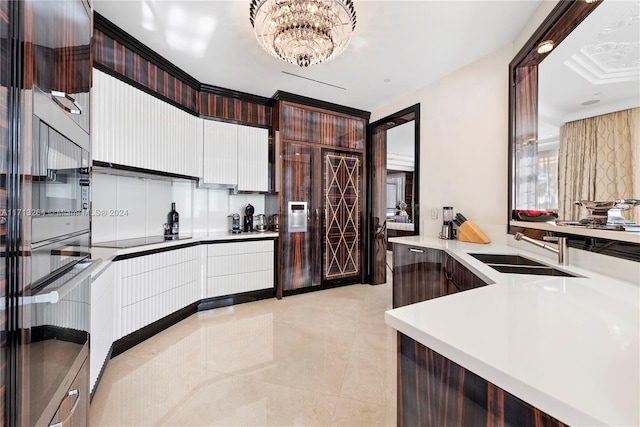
[205,241,274,299]
[191,117,204,178]
[115,246,201,340]
[90,265,115,393]
[203,120,238,185]
[92,68,202,177]
[237,126,269,192]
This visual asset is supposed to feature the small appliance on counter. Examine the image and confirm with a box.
[229,213,242,234]
[254,214,267,232]
[269,214,279,232]
[439,206,454,240]
[244,204,255,232]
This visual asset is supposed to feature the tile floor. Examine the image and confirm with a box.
[90,271,397,426]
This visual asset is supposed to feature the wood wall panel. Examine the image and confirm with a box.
[93,19,271,127]
[93,28,199,113]
[282,103,365,150]
[200,92,270,127]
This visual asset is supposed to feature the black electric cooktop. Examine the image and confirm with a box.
[93,235,192,249]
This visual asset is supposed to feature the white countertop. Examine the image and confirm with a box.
[386,235,639,427]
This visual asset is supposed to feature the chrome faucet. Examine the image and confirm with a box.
[514,232,568,265]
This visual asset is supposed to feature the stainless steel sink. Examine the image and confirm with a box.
[468,253,546,267]
[488,264,576,277]
[468,253,578,278]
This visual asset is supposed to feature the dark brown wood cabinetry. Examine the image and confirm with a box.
[398,334,566,427]
[392,244,442,308]
[386,229,414,251]
[442,252,489,293]
[277,100,368,296]
[392,243,488,308]
[393,245,563,427]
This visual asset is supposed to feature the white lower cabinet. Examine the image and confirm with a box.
[90,239,275,395]
[114,246,201,340]
[90,265,115,394]
[204,240,274,299]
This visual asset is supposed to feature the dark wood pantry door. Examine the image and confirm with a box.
[322,150,362,285]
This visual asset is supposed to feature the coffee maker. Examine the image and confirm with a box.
[244,204,254,232]
[229,213,241,233]
[439,206,454,240]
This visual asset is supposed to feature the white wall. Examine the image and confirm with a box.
[371,1,559,239]
[372,44,512,238]
[91,173,267,242]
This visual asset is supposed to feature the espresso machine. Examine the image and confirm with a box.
[439,206,454,239]
[229,213,242,233]
[244,204,254,232]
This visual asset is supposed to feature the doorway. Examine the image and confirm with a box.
[367,104,420,285]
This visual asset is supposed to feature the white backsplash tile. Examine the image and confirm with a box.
[146,179,173,237]
[92,176,266,238]
[115,176,147,240]
[208,189,231,232]
[91,174,118,243]
[171,181,193,235]
[192,186,210,233]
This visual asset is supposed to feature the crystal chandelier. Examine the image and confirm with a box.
[250,0,357,67]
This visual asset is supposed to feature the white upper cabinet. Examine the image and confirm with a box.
[201,120,269,192]
[238,126,269,192]
[202,119,238,186]
[92,69,203,177]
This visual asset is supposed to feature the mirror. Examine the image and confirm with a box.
[510,0,640,227]
[368,104,420,284]
[386,121,416,223]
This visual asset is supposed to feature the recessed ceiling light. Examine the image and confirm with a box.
[581,99,600,106]
[585,0,598,3]
[537,40,554,54]
[384,78,391,83]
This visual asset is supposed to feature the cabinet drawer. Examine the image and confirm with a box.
[207,252,273,277]
[206,270,274,298]
[207,240,273,257]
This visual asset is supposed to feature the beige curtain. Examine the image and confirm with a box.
[558,107,639,223]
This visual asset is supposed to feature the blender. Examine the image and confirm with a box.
[439,206,454,239]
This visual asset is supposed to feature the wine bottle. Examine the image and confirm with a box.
[168,202,179,235]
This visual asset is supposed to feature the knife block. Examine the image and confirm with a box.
[457,221,491,244]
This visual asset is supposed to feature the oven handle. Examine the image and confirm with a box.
[32,259,103,304]
[49,388,81,427]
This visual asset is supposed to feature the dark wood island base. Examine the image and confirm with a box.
[398,333,567,427]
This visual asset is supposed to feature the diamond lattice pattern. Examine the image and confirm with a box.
[325,154,360,279]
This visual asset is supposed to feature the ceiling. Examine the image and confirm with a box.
[93,0,541,112]
[538,0,640,142]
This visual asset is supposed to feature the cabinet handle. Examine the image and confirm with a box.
[51,91,82,115]
[49,388,81,427]
[409,248,425,253]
